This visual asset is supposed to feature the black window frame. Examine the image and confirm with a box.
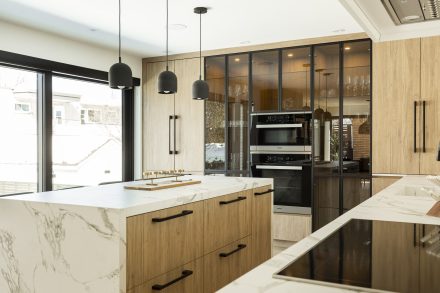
[0,49,140,192]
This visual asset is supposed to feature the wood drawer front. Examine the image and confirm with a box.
[203,236,252,293]
[252,185,272,267]
[143,201,204,282]
[204,190,251,254]
[129,258,203,293]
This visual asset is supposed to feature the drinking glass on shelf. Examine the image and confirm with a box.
[365,74,371,96]
[352,75,359,96]
[344,74,352,97]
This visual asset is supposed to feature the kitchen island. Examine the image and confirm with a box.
[0,175,273,293]
[220,175,440,293]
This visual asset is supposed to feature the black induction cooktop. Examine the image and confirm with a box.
[274,219,440,293]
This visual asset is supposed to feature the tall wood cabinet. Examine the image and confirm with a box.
[143,58,204,173]
[373,37,440,190]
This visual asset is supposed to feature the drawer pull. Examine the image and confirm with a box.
[219,244,247,258]
[219,196,246,205]
[151,270,193,291]
[152,210,193,223]
[254,189,274,196]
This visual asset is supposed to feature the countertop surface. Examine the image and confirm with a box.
[219,175,440,293]
[0,175,273,216]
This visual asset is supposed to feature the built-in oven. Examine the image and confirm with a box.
[250,112,312,153]
[250,153,312,214]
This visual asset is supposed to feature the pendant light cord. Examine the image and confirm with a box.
[199,11,202,80]
[118,0,121,63]
[166,0,169,70]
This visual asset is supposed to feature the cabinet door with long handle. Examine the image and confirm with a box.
[420,36,440,174]
[173,58,204,173]
[372,38,421,174]
[144,61,176,171]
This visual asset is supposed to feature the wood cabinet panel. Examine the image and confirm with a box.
[127,214,144,290]
[143,61,176,171]
[372,176,401,195]
[204,190,251,254]
[203,236,252,293]
[419,225,440,293]
[420,36,440,175]
[251,185,272,267]
[130,258,203,293]
[372,38,421,174]
[142,201,204,282]
[372,221,419,293]
[273,213,311,242]
[174,58,204,173]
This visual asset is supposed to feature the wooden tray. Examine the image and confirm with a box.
[427,202,440,218]
[124,180,201,191]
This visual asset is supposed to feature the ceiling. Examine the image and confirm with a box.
[0,0,364,58]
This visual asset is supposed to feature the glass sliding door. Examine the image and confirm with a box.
[0,66,38,195]
[52,77,122,189]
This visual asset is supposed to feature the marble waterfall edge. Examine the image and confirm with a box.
[0,200,124,293]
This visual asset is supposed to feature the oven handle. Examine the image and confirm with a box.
[255,165,302,170]
[256,124,302,129]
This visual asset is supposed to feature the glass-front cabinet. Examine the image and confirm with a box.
[313,40,372,230]
[252,50,279,112]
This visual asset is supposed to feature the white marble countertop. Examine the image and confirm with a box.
[0,175,273,217]
[219,175,440,293]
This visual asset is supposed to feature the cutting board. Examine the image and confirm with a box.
[124,180,201,191]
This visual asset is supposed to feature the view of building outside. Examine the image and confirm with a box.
[52,77,122,189]
[0,66,38,195]
[0,65,123,195]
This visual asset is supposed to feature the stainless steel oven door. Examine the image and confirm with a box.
[253,164,311,214]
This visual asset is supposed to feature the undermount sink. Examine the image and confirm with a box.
[402,185,440,198]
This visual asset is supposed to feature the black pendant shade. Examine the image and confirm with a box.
[192,79,209,100]
[158,68,177,94]
[193,7,208,100]
[109,0,132,89]
[158,0,177,94]
[109,59,133,89]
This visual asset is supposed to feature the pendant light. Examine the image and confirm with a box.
[323,72,333,121]
[314,69,324,123]
[302,63,311,111]
[192,7,209,100]
[158,0,177,94]
[109,0,133,89]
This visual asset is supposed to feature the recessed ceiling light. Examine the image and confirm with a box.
[332,28,346,33]
[287,53,294,57]
[234,58,240,62]
[240,41,251,44]
[168,24,187,30]
[402,15,421,21]
[344,46,351,51]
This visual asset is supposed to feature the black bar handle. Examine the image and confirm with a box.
[219,196,246,205]
[254,189,274,196]
[414,101,417,153]
[169,115,173,155]
[413,224,417,247]
[152,210,193,223]
[422,100,426,153]
[174,115,179,155]
[151,270,193,291]
[219,244,247,258]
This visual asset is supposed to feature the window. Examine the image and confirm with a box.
[52,77,122,189]
[0,66,38,195]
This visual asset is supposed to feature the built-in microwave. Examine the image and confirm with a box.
[250,112,312,153]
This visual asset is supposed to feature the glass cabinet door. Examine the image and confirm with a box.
[281,47,311,111]
[342,41,371,175]
[227,54,249,175]
[313,44,341,230]
[205,57,226,172]
[251,50,279,112]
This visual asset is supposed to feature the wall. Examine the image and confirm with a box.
[0,20,142,78]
